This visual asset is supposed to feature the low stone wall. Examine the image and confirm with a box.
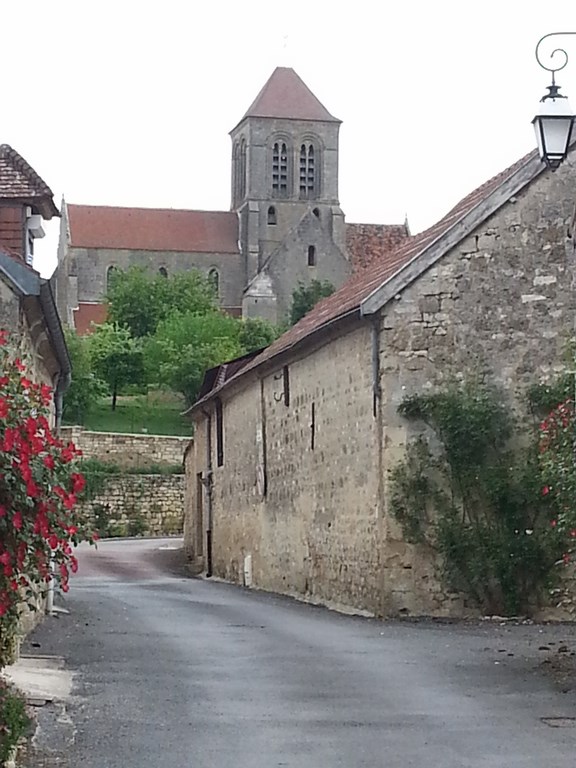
[81,475,185,537]
[61,426,190,470]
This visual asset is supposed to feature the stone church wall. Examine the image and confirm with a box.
[71,246,245,310]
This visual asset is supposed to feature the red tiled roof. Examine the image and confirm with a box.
[346,223,411,272]
[0,144,58,219]
[192,148,541,411]
[66,204,240,254]
[239,67,340,125]
[73,303,108,335]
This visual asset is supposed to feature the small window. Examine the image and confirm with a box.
[267,206,277,225]
[159,266,168,278]
[106,265,118,292]
[215,398,224,467]
[208,268,220,297]
[310,402,316,450]
[307,245,316,267]
[312,207,320,219]
[283,365,290,407]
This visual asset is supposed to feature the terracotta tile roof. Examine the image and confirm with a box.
[238,67,340,125]
[346,222,411,272]
[0,144,59,219]
[191,148,540,411]
[66,204,240,254]
[73,302,108,335]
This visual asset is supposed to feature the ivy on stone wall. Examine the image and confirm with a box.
[390,382,563,616]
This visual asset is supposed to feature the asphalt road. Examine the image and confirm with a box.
[22,538,576,767]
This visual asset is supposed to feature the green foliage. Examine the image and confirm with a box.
[88,324,146,410]
[0,680,30,763]
[107,267,217,338]
[62,330,107,424]
[145,311,244,406]
[82,392,190,436]
[289,280,335,325]
[539,399,576,544]
[390,383,563,616]
[237,317,281,353]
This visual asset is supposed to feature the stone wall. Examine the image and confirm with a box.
[375,161,576,617]
[61,427,189,469]
[186,157,576,619]
[186,321,384,614]
[83,474,185,537]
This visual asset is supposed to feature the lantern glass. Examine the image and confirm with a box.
[532,89,575,169]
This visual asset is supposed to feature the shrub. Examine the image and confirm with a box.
[390,382,563,615]
[0,680,29,763]
[0,332,97,666]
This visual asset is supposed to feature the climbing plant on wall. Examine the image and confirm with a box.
[0,332,96,666]
[389,382,563,616]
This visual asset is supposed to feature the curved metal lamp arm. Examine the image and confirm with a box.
[536,32,576,82]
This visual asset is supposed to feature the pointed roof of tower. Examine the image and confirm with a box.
[237,67,340,125]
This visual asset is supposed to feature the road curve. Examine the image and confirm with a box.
[23,538,576,768]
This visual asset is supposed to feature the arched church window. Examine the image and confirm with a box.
[232,141,239,203]
[313,207,320,219]
[238,138,247,201]
[106,265,118,292]
[272,141,288,197]
[300,142,318,199]
[159,266,168,278]
[307,245,316,267]
[267,206,277,225]
[208,268,220,297]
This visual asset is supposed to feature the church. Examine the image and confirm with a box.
[55,67,408,333]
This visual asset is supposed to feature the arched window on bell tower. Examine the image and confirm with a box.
[299,142,318,199]
[272,140,289,198]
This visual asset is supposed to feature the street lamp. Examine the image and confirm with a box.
[533,33,576,170]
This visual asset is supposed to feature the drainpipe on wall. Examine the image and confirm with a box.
[203,409,214,578]
[53,370,71,437]
[371,318,381,417]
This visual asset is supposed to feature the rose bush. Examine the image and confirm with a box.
[539,397,576,560]
[0,331,96,665]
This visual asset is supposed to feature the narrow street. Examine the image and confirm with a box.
[20,538,576,767]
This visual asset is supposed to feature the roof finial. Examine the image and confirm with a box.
[280,33,290,67]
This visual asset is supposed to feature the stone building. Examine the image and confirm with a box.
[183,146,576,618]
[0,144,70,427]
[54,67,408,333]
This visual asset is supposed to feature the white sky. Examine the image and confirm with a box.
[4,0,575,276]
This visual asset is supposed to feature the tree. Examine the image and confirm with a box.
[289,280,335,325]
[88,324,145,411]
[237,317,282,352]
[0,332,96,667]
[107,267,217,338]
[62,330,107,425]
[145,312,244,406]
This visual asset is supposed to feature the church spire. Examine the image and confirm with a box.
[236,67,340,126]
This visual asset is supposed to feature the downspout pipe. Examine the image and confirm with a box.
[202,408,214,578]
[371,317,381,417]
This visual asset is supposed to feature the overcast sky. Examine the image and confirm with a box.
[5,0,575,276]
